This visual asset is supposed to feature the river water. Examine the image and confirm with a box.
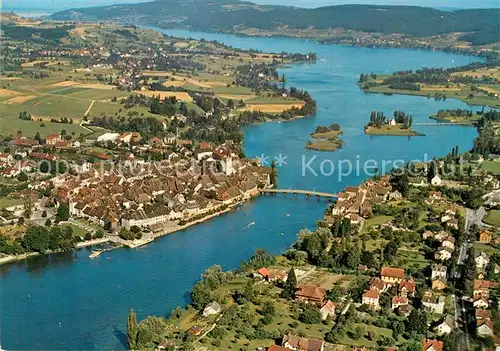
[0,29,481,350]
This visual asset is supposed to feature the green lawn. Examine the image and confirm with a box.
[484,210,500,227]
[0,117,91,139]
[481,160,500,175]
[0,197,24,209]
[361,215,393,233]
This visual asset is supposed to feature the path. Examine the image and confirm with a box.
[84,100,95,117]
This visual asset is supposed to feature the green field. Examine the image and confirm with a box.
[0,198,24,209]
[481,160,500,175]
[484,210,500,227]
[0,117,91,139]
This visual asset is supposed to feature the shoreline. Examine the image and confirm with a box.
[362,87,500,109]
[0,197,259,265]
[0,237,110,266]
[150,25,494,58]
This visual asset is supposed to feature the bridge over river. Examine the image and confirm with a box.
[413,122,473,126]
[259,188,338,200]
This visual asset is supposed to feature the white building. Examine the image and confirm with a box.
[203,301,221,317]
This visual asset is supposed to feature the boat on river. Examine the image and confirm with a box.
[89,250,102,259]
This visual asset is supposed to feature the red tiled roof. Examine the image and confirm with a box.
[423,339,443,351]
[363,289,379,299]
[381,267,405,279]
[267,346,289,351]
[400,278,416,292]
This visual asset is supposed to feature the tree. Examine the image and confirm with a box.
[190,281,212,309]
[282,267,297,299]
[261,301,276,317]
[406,309,427,335]
[15,170,28,183]
[127,308,138,349]
[299,304,322,324]
[56,202,70,221]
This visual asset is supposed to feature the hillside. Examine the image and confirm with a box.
[49,0,500,44]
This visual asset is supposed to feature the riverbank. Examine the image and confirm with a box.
[108,197,259,250]
[365,125,425,136]
[0,237,110,266]
[429,114,481,124]
[363,84,500,109]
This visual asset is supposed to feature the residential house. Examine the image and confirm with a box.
[397,304,413,317]
[431,264,447,280]
[441,235,455,250]
[45,134,63,145]
[319,300,336,320]
[477,320,494,337]
[0,153,13,163]
[427,191,443,204]
[295,285,326,305]
[369,277,389,293]
[422,339,443,351]
[473,279,498,296]
[432,278,447,291]
[267,346,290,351]
[399,278,416,297]
[478,230,492,244]
[435,247,453,261]
[255,267,287,283]
[422,292,445,314]
[362,289,380,309]
[475,252,490,270]
[202,301,221,317]
[435,316,454,335]
[391,296,408,310]
[473,295,489,309]
[282,334,324,351]
[475,309,491,322]
[187,325,204,336]
[381,267,405,284]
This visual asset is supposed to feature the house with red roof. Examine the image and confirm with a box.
[295,284,326,305]
[399,278,416,297]
[282,333,324,351]
[45,134,63,145]
[423,339,443,351]
[362,289,380,309]
[381,267,405,284]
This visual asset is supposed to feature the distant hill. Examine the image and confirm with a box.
[49,0,500,42]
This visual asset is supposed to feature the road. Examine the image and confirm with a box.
[453,208,480,351]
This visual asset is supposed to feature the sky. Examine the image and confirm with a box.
[4,0,499,12]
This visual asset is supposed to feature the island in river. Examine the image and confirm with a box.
[305,123,344,151]
[365,110,424,136]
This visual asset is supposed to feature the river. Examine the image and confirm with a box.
[1,29,482,350]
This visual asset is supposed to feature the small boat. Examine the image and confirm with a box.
[89,250,102,259]
[280,232,284,236]
[242,221,256,230]
[285,213,290,217]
